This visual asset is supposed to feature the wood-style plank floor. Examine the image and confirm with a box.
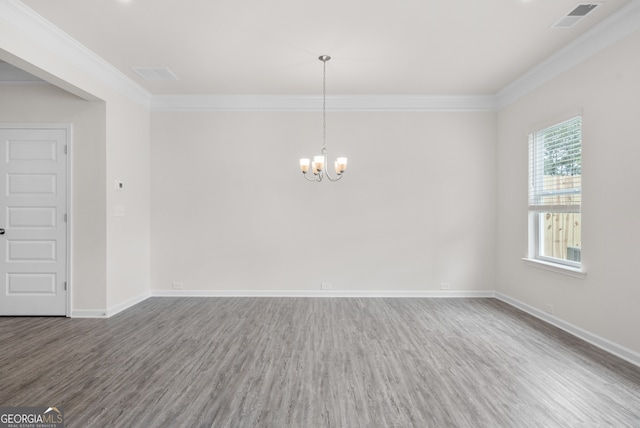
[1,297,639,427]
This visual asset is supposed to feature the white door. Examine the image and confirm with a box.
[0,127,68,316]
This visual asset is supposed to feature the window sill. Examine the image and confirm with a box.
[522,258,587,279]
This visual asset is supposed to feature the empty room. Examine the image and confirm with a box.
[1,0,640,426]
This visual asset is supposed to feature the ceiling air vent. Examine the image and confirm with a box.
[131,66,179,81]
[552,3,600,29]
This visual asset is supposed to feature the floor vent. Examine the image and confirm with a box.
[552,3,600,29]
[131,66,179,81]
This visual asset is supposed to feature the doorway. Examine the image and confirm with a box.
[0,125,69,315]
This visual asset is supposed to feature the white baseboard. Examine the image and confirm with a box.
[106,291,151,318]
[70,309,108,318]
[71,290,151,318]
[150,289,496,298]
[71,290,494,317]
[495,292,640,368]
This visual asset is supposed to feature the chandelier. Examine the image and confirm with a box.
[299,55,348,182]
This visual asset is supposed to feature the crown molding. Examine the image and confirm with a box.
[496,0,640,109]
[0,0,151,106]
[151,94,498,112]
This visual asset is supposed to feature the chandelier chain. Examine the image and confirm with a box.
[322,58,327,152]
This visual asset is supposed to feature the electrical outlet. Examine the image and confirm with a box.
[172,282,184,290]
[440,282,450,290]
[321,282,332,290]
[545,304,554,314]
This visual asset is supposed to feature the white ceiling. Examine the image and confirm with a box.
[16,0,634,95]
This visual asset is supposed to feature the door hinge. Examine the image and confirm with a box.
[64,145,68,155]
[64,281,67,291]
[64,213,68,223]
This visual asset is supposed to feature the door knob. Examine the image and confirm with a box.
[0,228,4,235]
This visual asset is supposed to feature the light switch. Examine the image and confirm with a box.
[115,180,124,191]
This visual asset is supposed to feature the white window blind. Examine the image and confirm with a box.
[528,116,582,213]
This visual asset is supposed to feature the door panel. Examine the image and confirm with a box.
[8,174,57,194]
[0,128,67,315]
[8,273,56,294]
[7,140,57,161]
[7,240,57,261]
[8,207,57,228]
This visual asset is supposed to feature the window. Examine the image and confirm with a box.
[528,116,582,268]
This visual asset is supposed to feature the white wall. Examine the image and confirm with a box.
[151,111,497,293]
[105,98,151,311]
[0,84,107,311]
[497,29,640,354]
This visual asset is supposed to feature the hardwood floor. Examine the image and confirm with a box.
[1,297,639,427]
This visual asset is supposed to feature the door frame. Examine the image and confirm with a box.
[0,123,73,317]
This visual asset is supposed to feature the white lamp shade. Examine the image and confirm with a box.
[336,157,348,172]
[313,155,324,171]
[299,158,310,173]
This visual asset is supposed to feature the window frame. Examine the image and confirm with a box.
[533,213,581,269]
[527,115,583,270]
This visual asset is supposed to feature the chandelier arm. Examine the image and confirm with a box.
[303,172,322,182]
[321,151,343,182]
